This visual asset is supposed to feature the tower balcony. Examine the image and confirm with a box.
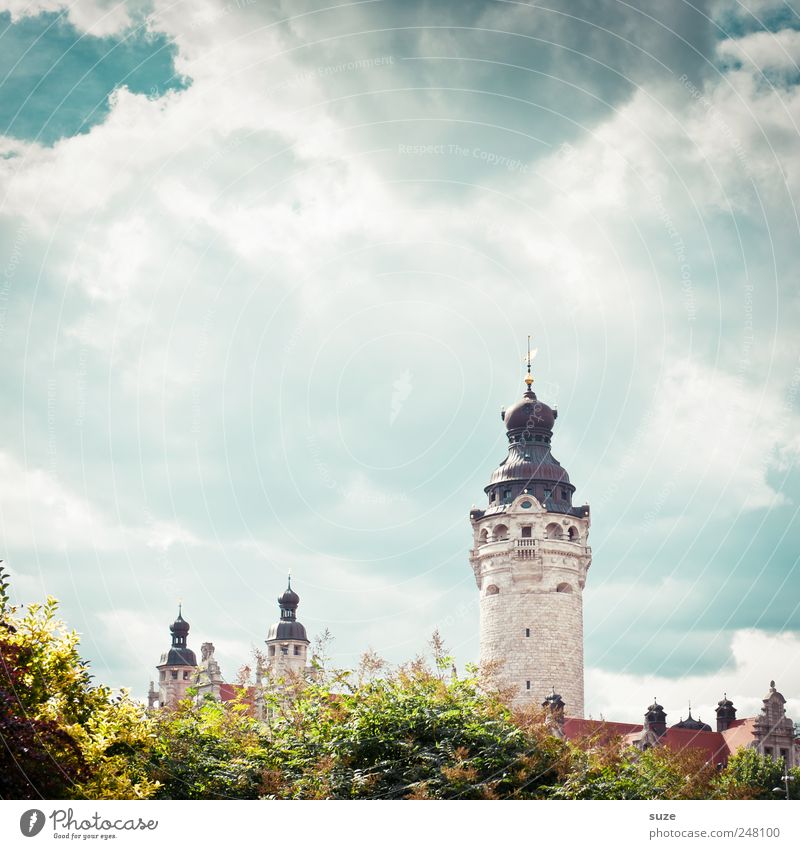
[515,538,536,559]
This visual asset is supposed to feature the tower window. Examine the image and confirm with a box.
[171,670,178,680]
[521,526,531,537]
[281,646,289,655]
[293,645,301,656]
[764,746,773,759]
[561,488,568,500]
[160,671,165,681]
[525,628,530,637]
[269,645,275,656]
[183,671,190,680]
[543,489,551,500]
[526,680,531,690]
[502,487,512,501]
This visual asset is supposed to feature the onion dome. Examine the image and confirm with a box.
[267,576,309,643]
[715,693,737,731]
[542,689,566,712]
[672,708,711,732]
[278,580,300,613]
[644,698,667,736]
[161,605,197,667]
[503,388,557,440]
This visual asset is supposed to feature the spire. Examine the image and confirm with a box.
[159,604,197,668]
[524,334,534,389]
[278,576,300,620]
[267,577,309,645]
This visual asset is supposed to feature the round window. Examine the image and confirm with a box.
[520,500,532,509]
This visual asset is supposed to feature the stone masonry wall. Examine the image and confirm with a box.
[470,494,591,717]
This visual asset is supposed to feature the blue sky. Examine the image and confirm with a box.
[1,0,799,722]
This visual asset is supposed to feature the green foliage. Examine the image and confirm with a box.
[0,563,158,799]
[715,748,800,800]
[550,738,715,800]
[146,697,271,799]
[260,653,568,799]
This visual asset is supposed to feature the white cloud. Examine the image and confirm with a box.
[0,0,132,36]
[718,28,800,74]
[0,451,124,551]
[587,628,800,723]
[629,357,798,514]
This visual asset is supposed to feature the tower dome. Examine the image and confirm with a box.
[484,371,580,513]
[672,708,711,732]
[502,388,557,439]
[715,693,737,731]
[163,605,196,666]
[267,577,309,642]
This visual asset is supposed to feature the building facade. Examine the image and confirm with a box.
[469,368,591,715]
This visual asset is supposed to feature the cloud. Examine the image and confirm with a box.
[1,0,799,697]
[0,0,132,36]
[587,627,800,722]
[719,27,800,74]
[0,451,123,551]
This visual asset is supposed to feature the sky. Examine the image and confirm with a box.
[0,0,799,724]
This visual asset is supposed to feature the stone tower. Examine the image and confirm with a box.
[469,364,591,716]
[155,606,198,707]
[265,577,310,679]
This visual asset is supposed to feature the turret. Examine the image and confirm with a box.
[715,694,737,732]
[643,698,667,738]
[469,345,591,715]
[155,606,198,707]
[265,577,310,679]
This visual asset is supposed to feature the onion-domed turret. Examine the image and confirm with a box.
[484,366,584,515]
[267,576,309,642]
[644,698,667,737]
[160,605,197,667]
[715,693,737,731]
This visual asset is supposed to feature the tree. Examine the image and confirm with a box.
[260,645,568,799]
[715,748,800,800]
[0,564,158,799]
[549,737,716,800]
[145,695,272,799]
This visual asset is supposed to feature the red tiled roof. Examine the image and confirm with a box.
[659,727,730,765]
[564,716,758,767]
[563,717,643,744]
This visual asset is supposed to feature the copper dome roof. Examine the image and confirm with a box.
[489,443,571,486]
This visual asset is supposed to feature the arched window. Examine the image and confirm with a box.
[545,522,563,540]
[493,524,509,541]
[485,584,500,596]
[479,528,489,545]
[568,526,580,542]
[556,582,573,594]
